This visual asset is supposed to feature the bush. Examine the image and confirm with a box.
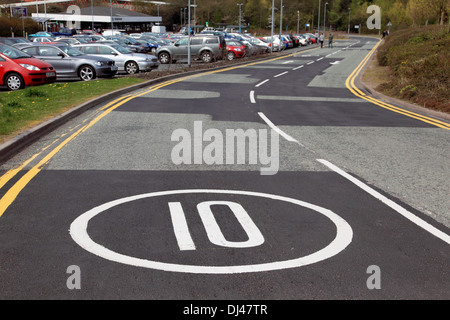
[376,25,450,113]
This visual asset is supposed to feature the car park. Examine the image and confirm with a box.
[20,44,118,81]
[73,43,159,74]
[0,43,56,90]
[156,35,226,64]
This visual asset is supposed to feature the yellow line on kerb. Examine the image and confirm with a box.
[0,78,184,217]
[345,40,450,130]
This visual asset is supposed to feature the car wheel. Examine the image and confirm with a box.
[227,51,235,61]
[79,65,95,81]
[151,48,157,53]
[5,73,24,91]
[158,52,171,64]
[201,51,213,63]
[125,61,139,74]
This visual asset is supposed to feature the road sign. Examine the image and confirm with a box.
[70,189,353,274]
[11,7,27,17]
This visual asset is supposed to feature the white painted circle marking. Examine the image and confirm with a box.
[70,189,353,274]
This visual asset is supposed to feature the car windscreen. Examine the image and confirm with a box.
[110,44,132,54]
[60,46,84,56]
[0,44,32,59]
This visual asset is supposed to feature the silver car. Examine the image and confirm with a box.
[156,35,226,64]
[20,44,118,81]
[73,43,159,74]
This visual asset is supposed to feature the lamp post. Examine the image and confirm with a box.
[279,0,283,40]
[237,3,243,33]
[323,2,328,34]
[110,0,113,32]
[348,8,351,35]
[270,0,274,53]
[188,0,191,67]
[91,0,94,31]
[297,10,300,34]
[317,0,320,36]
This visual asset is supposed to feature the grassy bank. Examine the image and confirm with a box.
[0,77,145,143]
[376,25,450,114]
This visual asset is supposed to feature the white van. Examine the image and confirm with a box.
[151,25,166,33]
[102,29,125,37]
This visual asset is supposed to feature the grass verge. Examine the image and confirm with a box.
[375,25,450,114]
[0,77,145,143]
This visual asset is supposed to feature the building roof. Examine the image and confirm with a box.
[80,6,152,18]
[31,6,161,24]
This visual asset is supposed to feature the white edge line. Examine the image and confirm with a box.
[257,112,298,143]
[317,159,450,245]
[250,90,256,103]
[274,71,289,78]
[255,79,269,88]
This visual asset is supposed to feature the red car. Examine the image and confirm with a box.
[0,43,56,91]
[225,40,247,61]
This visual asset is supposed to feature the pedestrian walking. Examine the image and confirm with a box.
[319,33,324,48]
[328,33,334,48]
[315,31,319,44]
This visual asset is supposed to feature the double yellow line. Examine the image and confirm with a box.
[345,40,450,130]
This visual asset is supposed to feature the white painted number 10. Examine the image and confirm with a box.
[168,201,265,251]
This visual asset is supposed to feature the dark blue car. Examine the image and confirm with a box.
[52,28,76,37]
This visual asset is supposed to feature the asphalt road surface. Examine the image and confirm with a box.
[0,37,449,305]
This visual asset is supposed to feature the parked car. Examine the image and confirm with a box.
[0,43,56,90]
[103,36,150,53]
[20,44,118,81]
[248,37,270,53]
[263,36,285,52]
[52,28,76,37]
[282,35,294,48]
[0,37,31,46]
[293,35,308,46]
[54,37,81,45]
[73,43,159,74]
[225,39,246,60]
[156,35,226,64]
[304,33,316,44]
[28,31,53,41]
[32,37,57,44]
